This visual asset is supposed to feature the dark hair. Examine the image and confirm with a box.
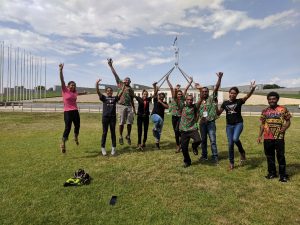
[142,89,148,94]
[267,91,280,100]
[68,81,76,86]
[159,92,165,98]
[106,87,113,91]
[177,90,183,94]
[229,87,239,94]
[186,94,193,99]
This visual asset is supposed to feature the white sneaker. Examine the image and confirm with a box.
[111,147,116,156]
[101,148,107,156]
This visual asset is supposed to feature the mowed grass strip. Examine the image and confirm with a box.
[0,112,299,225]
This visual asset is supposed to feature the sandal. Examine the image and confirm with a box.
[60,144,66,153]
[74,136,79,145]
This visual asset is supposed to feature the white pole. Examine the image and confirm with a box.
[39,57,42,99]
[44,58,47,99]
[22,50,25,102]
[26,52,29,100]
[0,42,2,102]
[14,47,17,102]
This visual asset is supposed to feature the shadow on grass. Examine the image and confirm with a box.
[287,163,300,178]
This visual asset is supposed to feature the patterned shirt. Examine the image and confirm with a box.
[169,96,185,117]
[179,104,199,132]
[199,92,218,121]
[260,105,291,140]
[116,78,134,106]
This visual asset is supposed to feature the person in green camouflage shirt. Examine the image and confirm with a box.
[177,86,202,168]
[166,74,192,153]
[108,58,136,146]
[198,72,223,164]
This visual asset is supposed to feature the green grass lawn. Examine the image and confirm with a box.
[0,112,299,225]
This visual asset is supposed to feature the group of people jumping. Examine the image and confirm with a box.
[59,59,292,183]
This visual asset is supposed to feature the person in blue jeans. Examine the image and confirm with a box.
[151,82,169,149]
[198,72,223,164]
[218,81,256,170]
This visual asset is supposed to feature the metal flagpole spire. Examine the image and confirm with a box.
[173,36,179,67]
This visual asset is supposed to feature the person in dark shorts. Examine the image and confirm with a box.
[96,79,125,156]
[257,92,291,182]
[218,81,256,170]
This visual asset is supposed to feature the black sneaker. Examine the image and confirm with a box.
[265,174,277,179]
[199,156,208,161]
[119,137,124,145]
[155,143,160,149]
[183,163,191,168]
[125,135,131,145]
[279,176,288,183]
[212,158,219,165]
[192,148,198,155]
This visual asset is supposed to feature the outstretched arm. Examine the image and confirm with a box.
[96,79,102,97]
[59,63,65,88]
[257,123,264,144]
[153,82,158,98]
[242,81,256,102]
[216,107,224,116]
[166,75,175,98]
[107,58,121,85]
[213,72,223,94]
[158,98,169,109]
[183,76,193,97]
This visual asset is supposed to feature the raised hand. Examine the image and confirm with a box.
[189,76,193,83]
[250,80,256,90]
[96,79,102,85]
[216,72,223,78]
[194,83,201,89]
[107,58,113,67]
[59,63,64,71]
[152,81,157,86]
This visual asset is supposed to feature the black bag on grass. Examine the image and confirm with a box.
[63,169,91,187]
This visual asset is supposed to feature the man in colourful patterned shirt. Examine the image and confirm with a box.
[178,94,201,168]
[108,58,136,146]
[198,72,223,164]
[258,92,291,182]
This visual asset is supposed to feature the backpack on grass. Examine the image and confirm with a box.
[63,169,92,187]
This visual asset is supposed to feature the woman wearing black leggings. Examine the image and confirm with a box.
[134,85,155,150]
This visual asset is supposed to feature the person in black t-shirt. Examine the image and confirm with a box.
[218,81,256,170]
[134,84,155,150]
[96,79,125,156]
[150,82,169,149]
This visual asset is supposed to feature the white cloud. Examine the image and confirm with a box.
[0,0,297,41]
[267,76,300,88]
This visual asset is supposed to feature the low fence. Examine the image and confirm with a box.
[1,103,300,117]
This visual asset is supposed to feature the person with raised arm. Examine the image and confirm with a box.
[166,75,192,153]
[96,79,125,156]
[59,63,86,153]
[198,72,223,164]
[107,58,135,146]
[177,78,202,167]
[150,82,169,149]
[134,84,155,150]
[257,92,291,182]
[217,81,256,170]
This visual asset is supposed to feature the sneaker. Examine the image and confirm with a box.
[136,145,143,151]
[175,146,181,153]
[125,135,131,145]
[141,143,146,148]
[199,156,208,161]
[111,147,116,156]
[60,144,66,154]
[101,148,107,156]
[155,142,160,149]
[279,175,288,182]
[152,128,157,137]
[229,163,234,171]
[192,148,198,155]
[212,158,219,165]
[119,137,124,145]
[265,174,277,179]
[74,135,79,145]
[240,152,246,161]
[183,163,191,168]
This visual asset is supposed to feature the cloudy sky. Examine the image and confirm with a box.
[0,0,299,89]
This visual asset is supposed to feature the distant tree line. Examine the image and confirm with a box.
[263,84,283,89]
